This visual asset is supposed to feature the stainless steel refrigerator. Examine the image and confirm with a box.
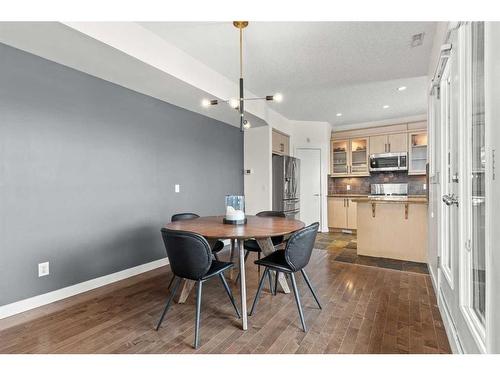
[272,154,300,219]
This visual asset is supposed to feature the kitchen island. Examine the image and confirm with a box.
[352,196,428,263]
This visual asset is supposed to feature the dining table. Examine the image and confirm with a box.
[163,215,305,330]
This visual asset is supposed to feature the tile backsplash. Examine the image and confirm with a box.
[329,172,427,195]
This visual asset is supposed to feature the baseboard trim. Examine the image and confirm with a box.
[438,288,464,354]
[0,257,169,320]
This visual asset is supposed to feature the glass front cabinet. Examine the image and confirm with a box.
[331,138,369,177]
[408,131,428,175]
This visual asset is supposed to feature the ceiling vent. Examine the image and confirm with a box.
[411,32,425,47]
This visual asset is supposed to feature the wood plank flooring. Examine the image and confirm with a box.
[0,248,451,354]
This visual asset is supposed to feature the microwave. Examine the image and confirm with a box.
[369,152,408,172]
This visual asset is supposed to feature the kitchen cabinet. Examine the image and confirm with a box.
[328,197,357,230]
[369,135,387,154]
[346,199,357,230]
[331,139,349,175]
[369,133,407,154]
[408,131,428,175]
[331,138,369,176]
[272,129,290,155]
[387,133,408,153]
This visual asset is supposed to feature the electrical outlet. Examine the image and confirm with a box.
[423,183,427,190]
[346,184,351,191]
[38,262,49,277]
[175,184,180,193]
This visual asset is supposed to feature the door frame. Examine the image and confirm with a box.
[295,147,323,230]
[434,22,490,354]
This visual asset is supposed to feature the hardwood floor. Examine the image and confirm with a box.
[0,248,451,354]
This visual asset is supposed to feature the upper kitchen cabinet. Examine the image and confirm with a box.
[387,133,408,153]
[349,138,369,175]
[272,129,290,156]
[331,138,369,176]
[369,135,387,154]
[408,131,428,175]
[331,139,349,175]
[369,133,407,154]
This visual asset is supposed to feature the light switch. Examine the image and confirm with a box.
[175,184,180,193]
[346,184,351,191]
[38,262,49,277]
[423,183,427,190]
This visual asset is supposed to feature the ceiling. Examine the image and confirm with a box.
[139,22,436,126]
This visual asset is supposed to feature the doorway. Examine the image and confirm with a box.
[434,23,487,353]
[295,148,322,227]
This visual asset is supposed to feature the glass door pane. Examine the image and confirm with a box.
[410,132,428,173]
[350,138,368,174]
[470,21,486,325]
[332,140,348,174]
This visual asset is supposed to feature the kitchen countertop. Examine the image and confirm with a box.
[351,196,428,204]
[327,194,369,198]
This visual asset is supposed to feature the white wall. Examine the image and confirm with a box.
[291,121,332,232]
[244,126,272,215]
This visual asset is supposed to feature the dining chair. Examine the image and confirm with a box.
[167,213,225,289]
[235,210,286,293]
[248,222,321,332]
[156,228,241,349]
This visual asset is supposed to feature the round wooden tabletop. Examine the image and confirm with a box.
[163,215,305,240]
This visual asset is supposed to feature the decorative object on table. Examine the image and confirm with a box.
[223,195,247,225]
[201,21,282,132]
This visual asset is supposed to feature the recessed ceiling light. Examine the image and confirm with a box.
[383,105,390,109]
[397,86,407,91]
[336,113,342,117]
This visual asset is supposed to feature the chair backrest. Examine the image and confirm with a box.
[160,228,212,280]
[256,211,286,218]
[171,213,200,222]
[284,222,319,271]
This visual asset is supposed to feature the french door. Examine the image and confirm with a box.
[436,22,487,353]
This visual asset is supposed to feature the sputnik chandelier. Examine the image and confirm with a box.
[201,21,283,131]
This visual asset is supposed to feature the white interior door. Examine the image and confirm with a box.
[438,24,485,354]
[295,148,321,227]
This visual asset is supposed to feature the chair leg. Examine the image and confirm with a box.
[167,274,175,289]
[258,251,261,275]
[267,270,274,294]
[235,251,250,284]
[290,273,307,332]
[274,271,280,296]
[194,281,203,349]
[249,268,269,316]
[300,269,322,309]
[219,273,241,318]
[155,277,181,331]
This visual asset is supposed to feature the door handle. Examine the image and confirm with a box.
[442,193,459,206]
[313,193,320,196]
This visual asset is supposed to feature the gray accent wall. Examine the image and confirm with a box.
[0,43,243,306]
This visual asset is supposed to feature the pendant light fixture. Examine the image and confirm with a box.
[201,21,283,131]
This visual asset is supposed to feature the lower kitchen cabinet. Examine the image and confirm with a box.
[328,197,357,230]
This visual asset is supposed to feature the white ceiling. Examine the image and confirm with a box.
[139,22,436,126]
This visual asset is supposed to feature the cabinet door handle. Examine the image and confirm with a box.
[280,143,284,152]
[385,144,387,153]
[388,143,391,152]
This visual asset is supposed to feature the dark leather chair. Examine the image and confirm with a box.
[249,222,321,332]
[167,213,225,289]
[156,228,240,349]
[236,211,286,292]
